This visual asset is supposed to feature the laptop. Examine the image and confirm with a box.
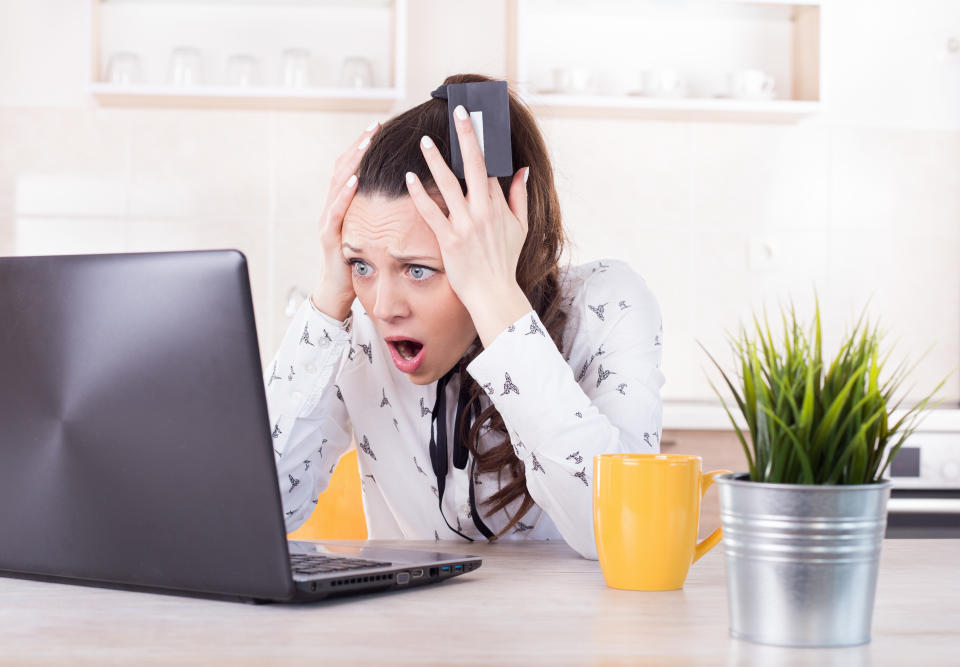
[0,249,481,603]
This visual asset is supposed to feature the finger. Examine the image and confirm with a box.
[404,171,454,247]
[321,173,358,238]
[451,104,491,213]
[332,120,381,186]
[488,176,503,205]
[349,119,381,155]
[507,167,530,236]
[418,134,471,224]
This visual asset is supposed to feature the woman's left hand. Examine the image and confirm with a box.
[404,104,533,347]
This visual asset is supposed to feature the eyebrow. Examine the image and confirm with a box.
[341,243,438,264]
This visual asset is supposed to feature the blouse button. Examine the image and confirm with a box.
[318,338,330,348]
[305,362,317,373]
[292,391,303,404]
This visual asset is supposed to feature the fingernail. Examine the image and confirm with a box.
[365,119,379,131]
[420,135,434,149]
[405,171,415,184]
[454,105,467,120]
[347,174,357,188]
[358,136,370,150]
[524,167,530,185]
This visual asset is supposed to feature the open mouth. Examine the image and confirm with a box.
[386,336,426,372]
[392,340,424,360]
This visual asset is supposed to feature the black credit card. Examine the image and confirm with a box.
[443,80,514,179]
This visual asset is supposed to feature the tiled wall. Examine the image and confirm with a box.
[1,0,958,405]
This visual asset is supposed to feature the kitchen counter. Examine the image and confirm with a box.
[664,401,960,432]
[0,539,957,664]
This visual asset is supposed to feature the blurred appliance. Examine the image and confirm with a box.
[884,431,960,538]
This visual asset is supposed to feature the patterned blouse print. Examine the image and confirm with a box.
[264,259,664,560]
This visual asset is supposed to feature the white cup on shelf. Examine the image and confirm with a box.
[550,68,571,93]
[552,66,592,94]
[599,68,642,96]
[643,68,686,98]
[727,69,775,100]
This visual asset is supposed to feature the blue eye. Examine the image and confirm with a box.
[350,260,371,277]
[409,266,436,281]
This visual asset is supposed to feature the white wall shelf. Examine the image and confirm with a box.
[508,0,823,122]
[88,83,403,111]
[520,92,820,122]
[89,0,407,111]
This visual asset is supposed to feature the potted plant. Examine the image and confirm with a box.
[700,297,950,647]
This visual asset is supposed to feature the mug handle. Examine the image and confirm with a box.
[692,469,732,563]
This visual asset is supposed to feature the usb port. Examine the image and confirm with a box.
[441,565,451,572]
[397,572,410,585]
[454,564,463,572]
[411,569,424,578]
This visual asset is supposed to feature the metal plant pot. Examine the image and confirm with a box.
[715,472,892,647]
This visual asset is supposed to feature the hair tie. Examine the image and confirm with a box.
[430,84,448,101]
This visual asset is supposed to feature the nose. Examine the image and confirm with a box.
[371,276,410,322]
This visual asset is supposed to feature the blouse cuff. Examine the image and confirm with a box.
[307,296,354,335]
[465,309,590,460]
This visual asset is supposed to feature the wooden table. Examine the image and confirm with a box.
[1,539,957,665]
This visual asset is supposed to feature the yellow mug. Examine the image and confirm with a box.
[593,454,731,591]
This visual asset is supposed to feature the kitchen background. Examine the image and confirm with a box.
[1,0,958,421]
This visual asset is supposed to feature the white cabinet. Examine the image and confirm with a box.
[89,0,407,111]
[508,0,823,122]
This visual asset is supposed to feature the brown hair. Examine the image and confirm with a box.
[355,73,569,538]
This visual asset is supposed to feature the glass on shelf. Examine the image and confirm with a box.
[281,49,312,88]
[104,52,143,85]
[168,46,203,86]
[225,53,261,87]
[339,56,374,88]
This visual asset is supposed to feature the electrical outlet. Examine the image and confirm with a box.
[943,36,960,63]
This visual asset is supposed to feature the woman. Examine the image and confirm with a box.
[266,73,664,560]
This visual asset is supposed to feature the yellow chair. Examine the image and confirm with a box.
[286,449,368,540]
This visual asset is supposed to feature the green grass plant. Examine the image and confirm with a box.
[700,297,952,484]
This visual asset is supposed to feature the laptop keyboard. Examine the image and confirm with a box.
[289,552,393,575]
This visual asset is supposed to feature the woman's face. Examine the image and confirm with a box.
[341,193,478,385]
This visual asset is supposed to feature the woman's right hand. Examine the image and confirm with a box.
[312,120,381,321]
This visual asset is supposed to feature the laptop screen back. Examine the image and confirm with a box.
[0,250,294,600]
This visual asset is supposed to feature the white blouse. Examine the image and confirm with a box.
[265,258,664,560]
